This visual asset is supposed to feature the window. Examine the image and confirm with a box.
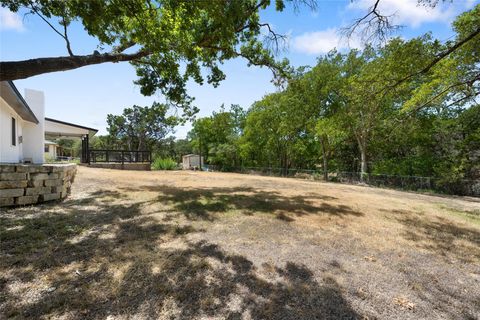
[44,145,49,152]
[11,117,16,146]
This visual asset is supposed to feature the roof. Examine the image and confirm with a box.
[0,81,39,124]
[183,154,201,158]
[44,140,58,145]
[45,117,98,138]
[45,117,98,133]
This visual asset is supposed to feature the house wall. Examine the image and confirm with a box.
[22,89,45,164]
[0,97,24,163]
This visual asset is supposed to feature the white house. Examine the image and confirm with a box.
[0,81,44,163]
[0,81,97,164]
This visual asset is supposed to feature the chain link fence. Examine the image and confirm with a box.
[202,165,480,197]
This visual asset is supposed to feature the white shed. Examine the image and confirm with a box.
[182,154,203,170]
[44,140,59,160]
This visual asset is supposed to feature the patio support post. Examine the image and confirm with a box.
[86,134,90,164]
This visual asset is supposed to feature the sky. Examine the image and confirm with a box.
[0,0,478,137]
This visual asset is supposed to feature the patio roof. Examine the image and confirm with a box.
[45,117,98,138]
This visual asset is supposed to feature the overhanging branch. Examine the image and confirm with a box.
[0,51,150,81]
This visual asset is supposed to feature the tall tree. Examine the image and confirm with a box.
[107,102,178,151]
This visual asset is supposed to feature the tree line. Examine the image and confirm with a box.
[61,4,478,194]
[189,6,479,186]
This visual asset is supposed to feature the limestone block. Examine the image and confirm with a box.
[0,197,14,207]
[44,179,63,187]
[15,195,39,205]
[0,173,27,181]
[15,165,43,173]
[40,193,61,201]
[30,173,50,180]
[0,180,27,189]
[0,188,24,197]
[25,187,51,196]
[27,180,44,187]
[0,165,15,173]
[51,186,67,194]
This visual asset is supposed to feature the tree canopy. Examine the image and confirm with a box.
[0,0,312,115]
[106,102,178,151]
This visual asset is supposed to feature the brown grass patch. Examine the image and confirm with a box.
[1,167,479,319]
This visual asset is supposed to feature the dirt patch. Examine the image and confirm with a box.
[1,167,479,319]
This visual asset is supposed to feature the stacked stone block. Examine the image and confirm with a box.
[0,164,77,207]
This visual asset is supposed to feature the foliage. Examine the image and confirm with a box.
[107,102,178,151]
[0,0,313,115]
[180,5,480,189]
[152,157,178,170]
[189,104,246,170]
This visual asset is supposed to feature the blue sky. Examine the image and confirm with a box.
[0,0,478,137]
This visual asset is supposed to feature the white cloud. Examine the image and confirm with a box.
[0,7,25,32]
[347,0,457,28]
[291,28,361,55]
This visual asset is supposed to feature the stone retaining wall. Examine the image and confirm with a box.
[0,164,77,207]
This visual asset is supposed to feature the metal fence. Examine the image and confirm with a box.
[89,150,151,164]
[202,165,480,197]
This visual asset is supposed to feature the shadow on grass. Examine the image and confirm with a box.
[394,213,480,262]
[0,190,360,319]
[120,185,362,222]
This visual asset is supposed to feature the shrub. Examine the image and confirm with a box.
[152,157,178,170]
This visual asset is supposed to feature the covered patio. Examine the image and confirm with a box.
[44,117,98,163]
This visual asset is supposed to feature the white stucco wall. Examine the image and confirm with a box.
[22,89,45,164]
[0,97,23,163]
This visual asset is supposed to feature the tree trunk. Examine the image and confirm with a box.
[359,146,367,182]
[355,133,368,182]
[199,137,203,171]
[320,136,329,182]
[0,51,149,81]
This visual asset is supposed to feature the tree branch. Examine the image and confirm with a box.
[30,4,74,56]
[341,0,400,44]
[391,27,480,89]
[0,51,150,81]
[61,15,74,56]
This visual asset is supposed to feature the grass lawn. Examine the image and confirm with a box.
[1,167,479,319]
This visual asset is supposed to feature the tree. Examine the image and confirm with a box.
[106,102,178,151]
[189,105,246,170]
[0,0,312,114]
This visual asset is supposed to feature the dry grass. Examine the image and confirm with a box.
[1,167,479,319]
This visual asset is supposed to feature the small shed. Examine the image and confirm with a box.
[44,140,59,159]
[182,154,203,170]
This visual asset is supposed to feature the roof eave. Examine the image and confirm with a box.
[1,81,39,124]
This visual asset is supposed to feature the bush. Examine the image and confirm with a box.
[152,157,178,170]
